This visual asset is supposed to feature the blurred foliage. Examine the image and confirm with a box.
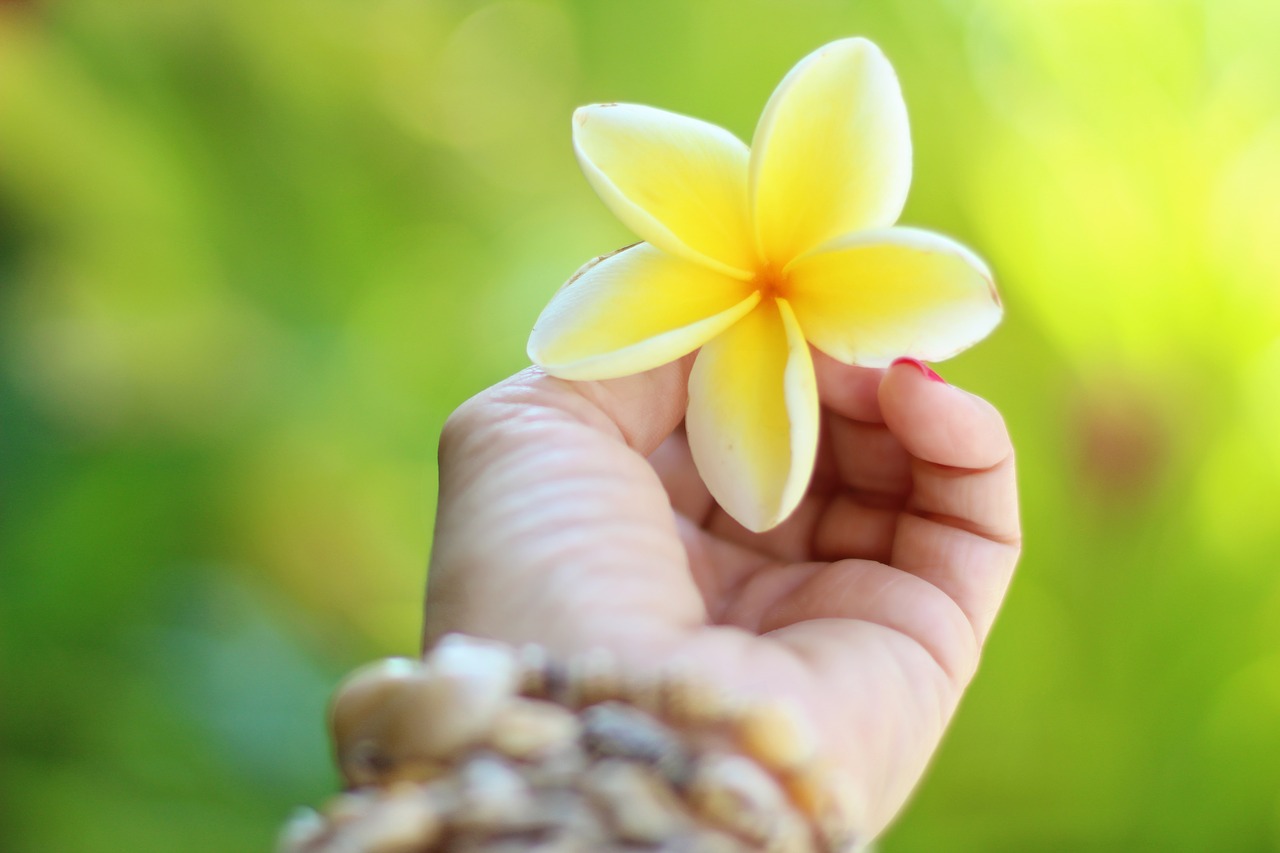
[2,0,1279,850]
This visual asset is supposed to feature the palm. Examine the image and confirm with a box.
[661,400,919,625]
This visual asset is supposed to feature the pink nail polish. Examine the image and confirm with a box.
[891,357,946,384]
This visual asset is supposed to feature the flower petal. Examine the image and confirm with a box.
[528,243,760,381]
[573,104,756,278]
[785,227,1002,366]
[686,298,818,532]
[750,38,912,266]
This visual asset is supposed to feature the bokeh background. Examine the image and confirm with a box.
[2,0,1279,850]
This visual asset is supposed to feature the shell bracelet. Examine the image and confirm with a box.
[279,634,863,852]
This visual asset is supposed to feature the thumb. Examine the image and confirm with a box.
[468,358,694,457]
[423,358,701,653]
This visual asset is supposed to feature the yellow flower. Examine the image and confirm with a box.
[528,38,1002,532]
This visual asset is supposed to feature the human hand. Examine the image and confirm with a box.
[423,351,1020,841]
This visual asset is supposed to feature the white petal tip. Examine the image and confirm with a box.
[819,36,883,57]
[573,102,624,128]
[737,506,794,534]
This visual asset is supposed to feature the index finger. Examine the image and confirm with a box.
[880,360,1021,644]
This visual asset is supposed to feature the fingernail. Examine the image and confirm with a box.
[891,357,946,384]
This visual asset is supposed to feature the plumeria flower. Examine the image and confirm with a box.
[528,37,1002,532]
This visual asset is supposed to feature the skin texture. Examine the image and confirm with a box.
[423,351,1021,840]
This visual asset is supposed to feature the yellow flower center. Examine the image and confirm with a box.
[753,266,788,302]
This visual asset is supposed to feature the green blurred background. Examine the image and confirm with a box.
[2,0,1278,849]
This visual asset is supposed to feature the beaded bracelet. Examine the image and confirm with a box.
[278,634,862,852]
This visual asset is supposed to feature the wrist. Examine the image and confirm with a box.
[280,633,865,852]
